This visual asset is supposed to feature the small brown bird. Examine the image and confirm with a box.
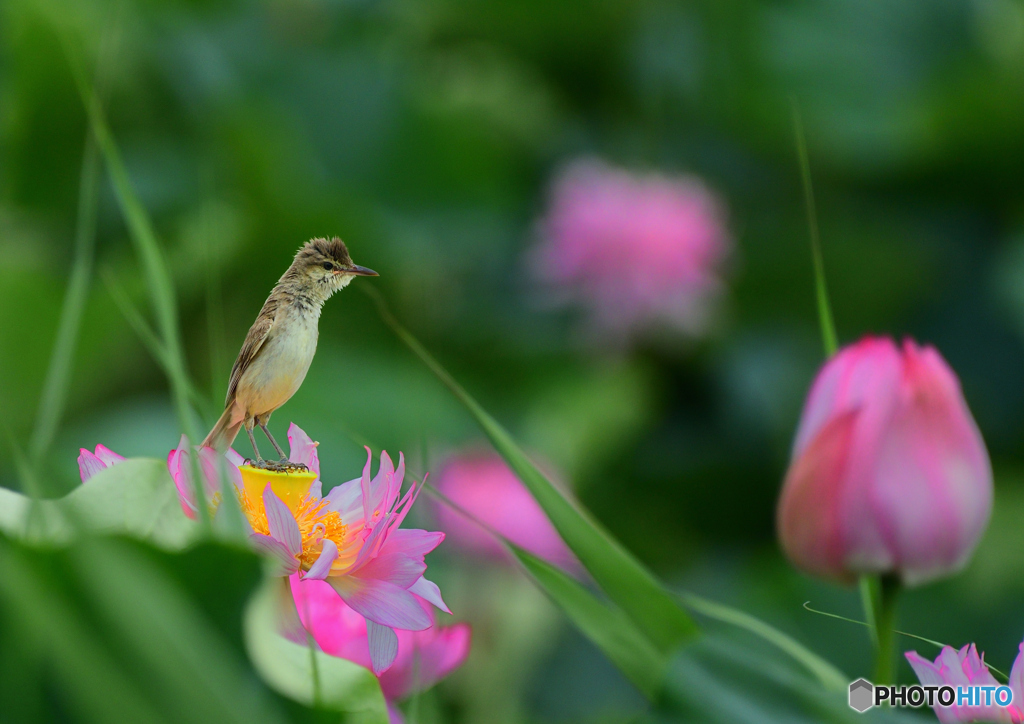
[202,237,377,466]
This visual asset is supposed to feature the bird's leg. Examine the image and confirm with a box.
[258,422,307,471]
[245,423,265,467]
[260,423,288,461]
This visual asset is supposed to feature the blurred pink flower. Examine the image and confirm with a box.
[533,158,730,338]
[906,643,1024,723]
[777,337,992,585]
[77,444,125,482]
[164,424,449,673]
[292,575,470,722]
[433,451,578,572]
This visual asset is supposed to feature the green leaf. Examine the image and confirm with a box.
[244,577,389,723]
[0,537,167,724]
[0,533,301,724]
[664,634,917,724]
[370,289,698,655]
[71,537,286,724]
[513,546,667,697]
[0,459,198,550]
[678,592,848,693]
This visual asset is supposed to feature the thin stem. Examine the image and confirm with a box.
[791,99,838,358]
[297,573,322,709]
[202,206,227,413]
[30,135,100,468]
[859,576,879,649]
[802,602,944,649]
[1,421,42,534]
[306,632,322,709]
[803,600,1010,682]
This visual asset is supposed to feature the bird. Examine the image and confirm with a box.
[202,237,377,468]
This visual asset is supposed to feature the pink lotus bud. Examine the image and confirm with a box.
[777,337,992,585]
[77,444,125,483]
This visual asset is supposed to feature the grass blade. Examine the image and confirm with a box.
[426,473,845,696]
[61,40,198,443]
[679,592,847,693]
[57,30,211,531]
[513,547,667,696]
[102,271,209,415]
[421,479,667,696]
[367,288,698,654]
[87,94,198,439]
[29,0,122,468]
[667,635,916,723]
[791,100,838,358]
[102,269,171,369]
[29,134,101,466]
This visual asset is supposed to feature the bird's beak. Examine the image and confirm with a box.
[338,265,379,277]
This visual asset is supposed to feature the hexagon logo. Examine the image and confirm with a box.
[849,678,874,713]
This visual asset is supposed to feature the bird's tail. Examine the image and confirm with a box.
[202,405,242,451]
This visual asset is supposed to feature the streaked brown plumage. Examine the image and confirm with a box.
[202,237,377,465]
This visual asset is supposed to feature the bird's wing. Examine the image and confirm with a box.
[225,296,279,407]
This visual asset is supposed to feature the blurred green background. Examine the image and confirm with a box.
[4,0,1024,721]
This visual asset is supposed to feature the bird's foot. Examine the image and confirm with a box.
[241,458,308,472]
[262,459,309,473]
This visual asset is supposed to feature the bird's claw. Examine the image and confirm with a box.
[250,460,309,473]
[243,458,308,473]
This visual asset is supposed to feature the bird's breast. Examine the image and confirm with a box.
[236,311,319,416]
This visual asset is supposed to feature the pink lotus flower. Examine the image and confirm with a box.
[432,451,578,572]
[533,158,731,338]
[292,575,470,722]
[164,423,449,673]
[906,643,1024,723]
[166,437,246,518]
[78,444,125,482]
[777,337,993,585]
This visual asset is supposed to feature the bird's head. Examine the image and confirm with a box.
[292,237,378,296]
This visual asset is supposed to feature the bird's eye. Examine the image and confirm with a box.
[322,262,334,271]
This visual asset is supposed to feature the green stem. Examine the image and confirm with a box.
[306,632,322,709]
[865,575,900,686]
